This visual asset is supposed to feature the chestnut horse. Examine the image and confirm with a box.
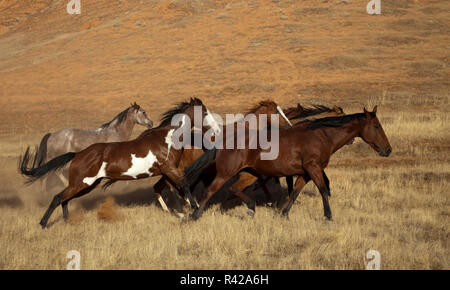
[19,98,220,228]
[183,106,391,220]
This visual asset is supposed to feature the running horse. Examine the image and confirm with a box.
[150,100,293,216]
[178,102,348,217]
[183,106,391,220]
[19,98,221,228]
[34,103,153,189]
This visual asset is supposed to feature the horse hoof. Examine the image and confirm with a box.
[247,210,255,218]
[281,211,289,219]
[265,202,273,208]
[190,211,201,221]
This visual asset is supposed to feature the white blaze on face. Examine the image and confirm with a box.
[165,129,175,160]
[83,162,107,186]
[122,150,159,179]
[204,108,221,135]
[277,106,293,127]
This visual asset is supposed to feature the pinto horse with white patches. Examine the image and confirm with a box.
[19,98,220,228]
[34,103,153,189]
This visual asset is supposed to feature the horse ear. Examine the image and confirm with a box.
[297,104,304,112]
[364,107,370,117]
[372,105,378,114]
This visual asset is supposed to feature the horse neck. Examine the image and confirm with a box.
[110,113,135,140]
[321,119,362,154]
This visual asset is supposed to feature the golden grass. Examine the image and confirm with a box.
[0,0,449,270]
[0,94,448,270]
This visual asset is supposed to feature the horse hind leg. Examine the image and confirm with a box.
[232,191,256,218]
[61,179,104,222]
[281,176,309,218]
[40,178,101,228]
[40,189,65,228]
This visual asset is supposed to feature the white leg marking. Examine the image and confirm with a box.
[83,162,107,186]
[165,129,175,160]
[122,150,159,179]
[157,195,169,212]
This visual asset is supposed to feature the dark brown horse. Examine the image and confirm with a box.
[183,106,391,220]
[243,103,348,205]
[19,98,220,228]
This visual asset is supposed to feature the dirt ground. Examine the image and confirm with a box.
[0,0,448,269]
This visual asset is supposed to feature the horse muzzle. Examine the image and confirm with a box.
[379,147,392,157]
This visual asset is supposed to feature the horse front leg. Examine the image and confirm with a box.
[304,162,332,220]
[163,168,198,213]
[229,173,258,217]
[191,172,231,220]
[153,177,171,213]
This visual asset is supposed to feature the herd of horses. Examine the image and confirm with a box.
[19,98,392,228]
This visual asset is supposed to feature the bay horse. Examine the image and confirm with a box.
[183,106,391,220]
[178,103,348,216]
[253,103,348,203]
[35,103,153,189]
[19,98,220,228]
[150,100,293,216]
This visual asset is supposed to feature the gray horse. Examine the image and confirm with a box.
[35,102,153,189]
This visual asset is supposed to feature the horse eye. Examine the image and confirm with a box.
[374,125,380,129]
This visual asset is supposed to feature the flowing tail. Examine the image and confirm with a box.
[19,147,76,184]
[36,133,51,166]
[183,148,216,187]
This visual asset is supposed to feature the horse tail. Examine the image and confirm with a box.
[183,148,216,186]
[19,147,76,184]
[36,133,51,166]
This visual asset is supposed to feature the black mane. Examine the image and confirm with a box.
[305,112,374,130]
[159,97,203,127]
[291,104,340,120]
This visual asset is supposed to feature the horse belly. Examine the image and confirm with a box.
[254,158,303,177]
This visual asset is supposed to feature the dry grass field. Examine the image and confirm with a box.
[0,0,449,269]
